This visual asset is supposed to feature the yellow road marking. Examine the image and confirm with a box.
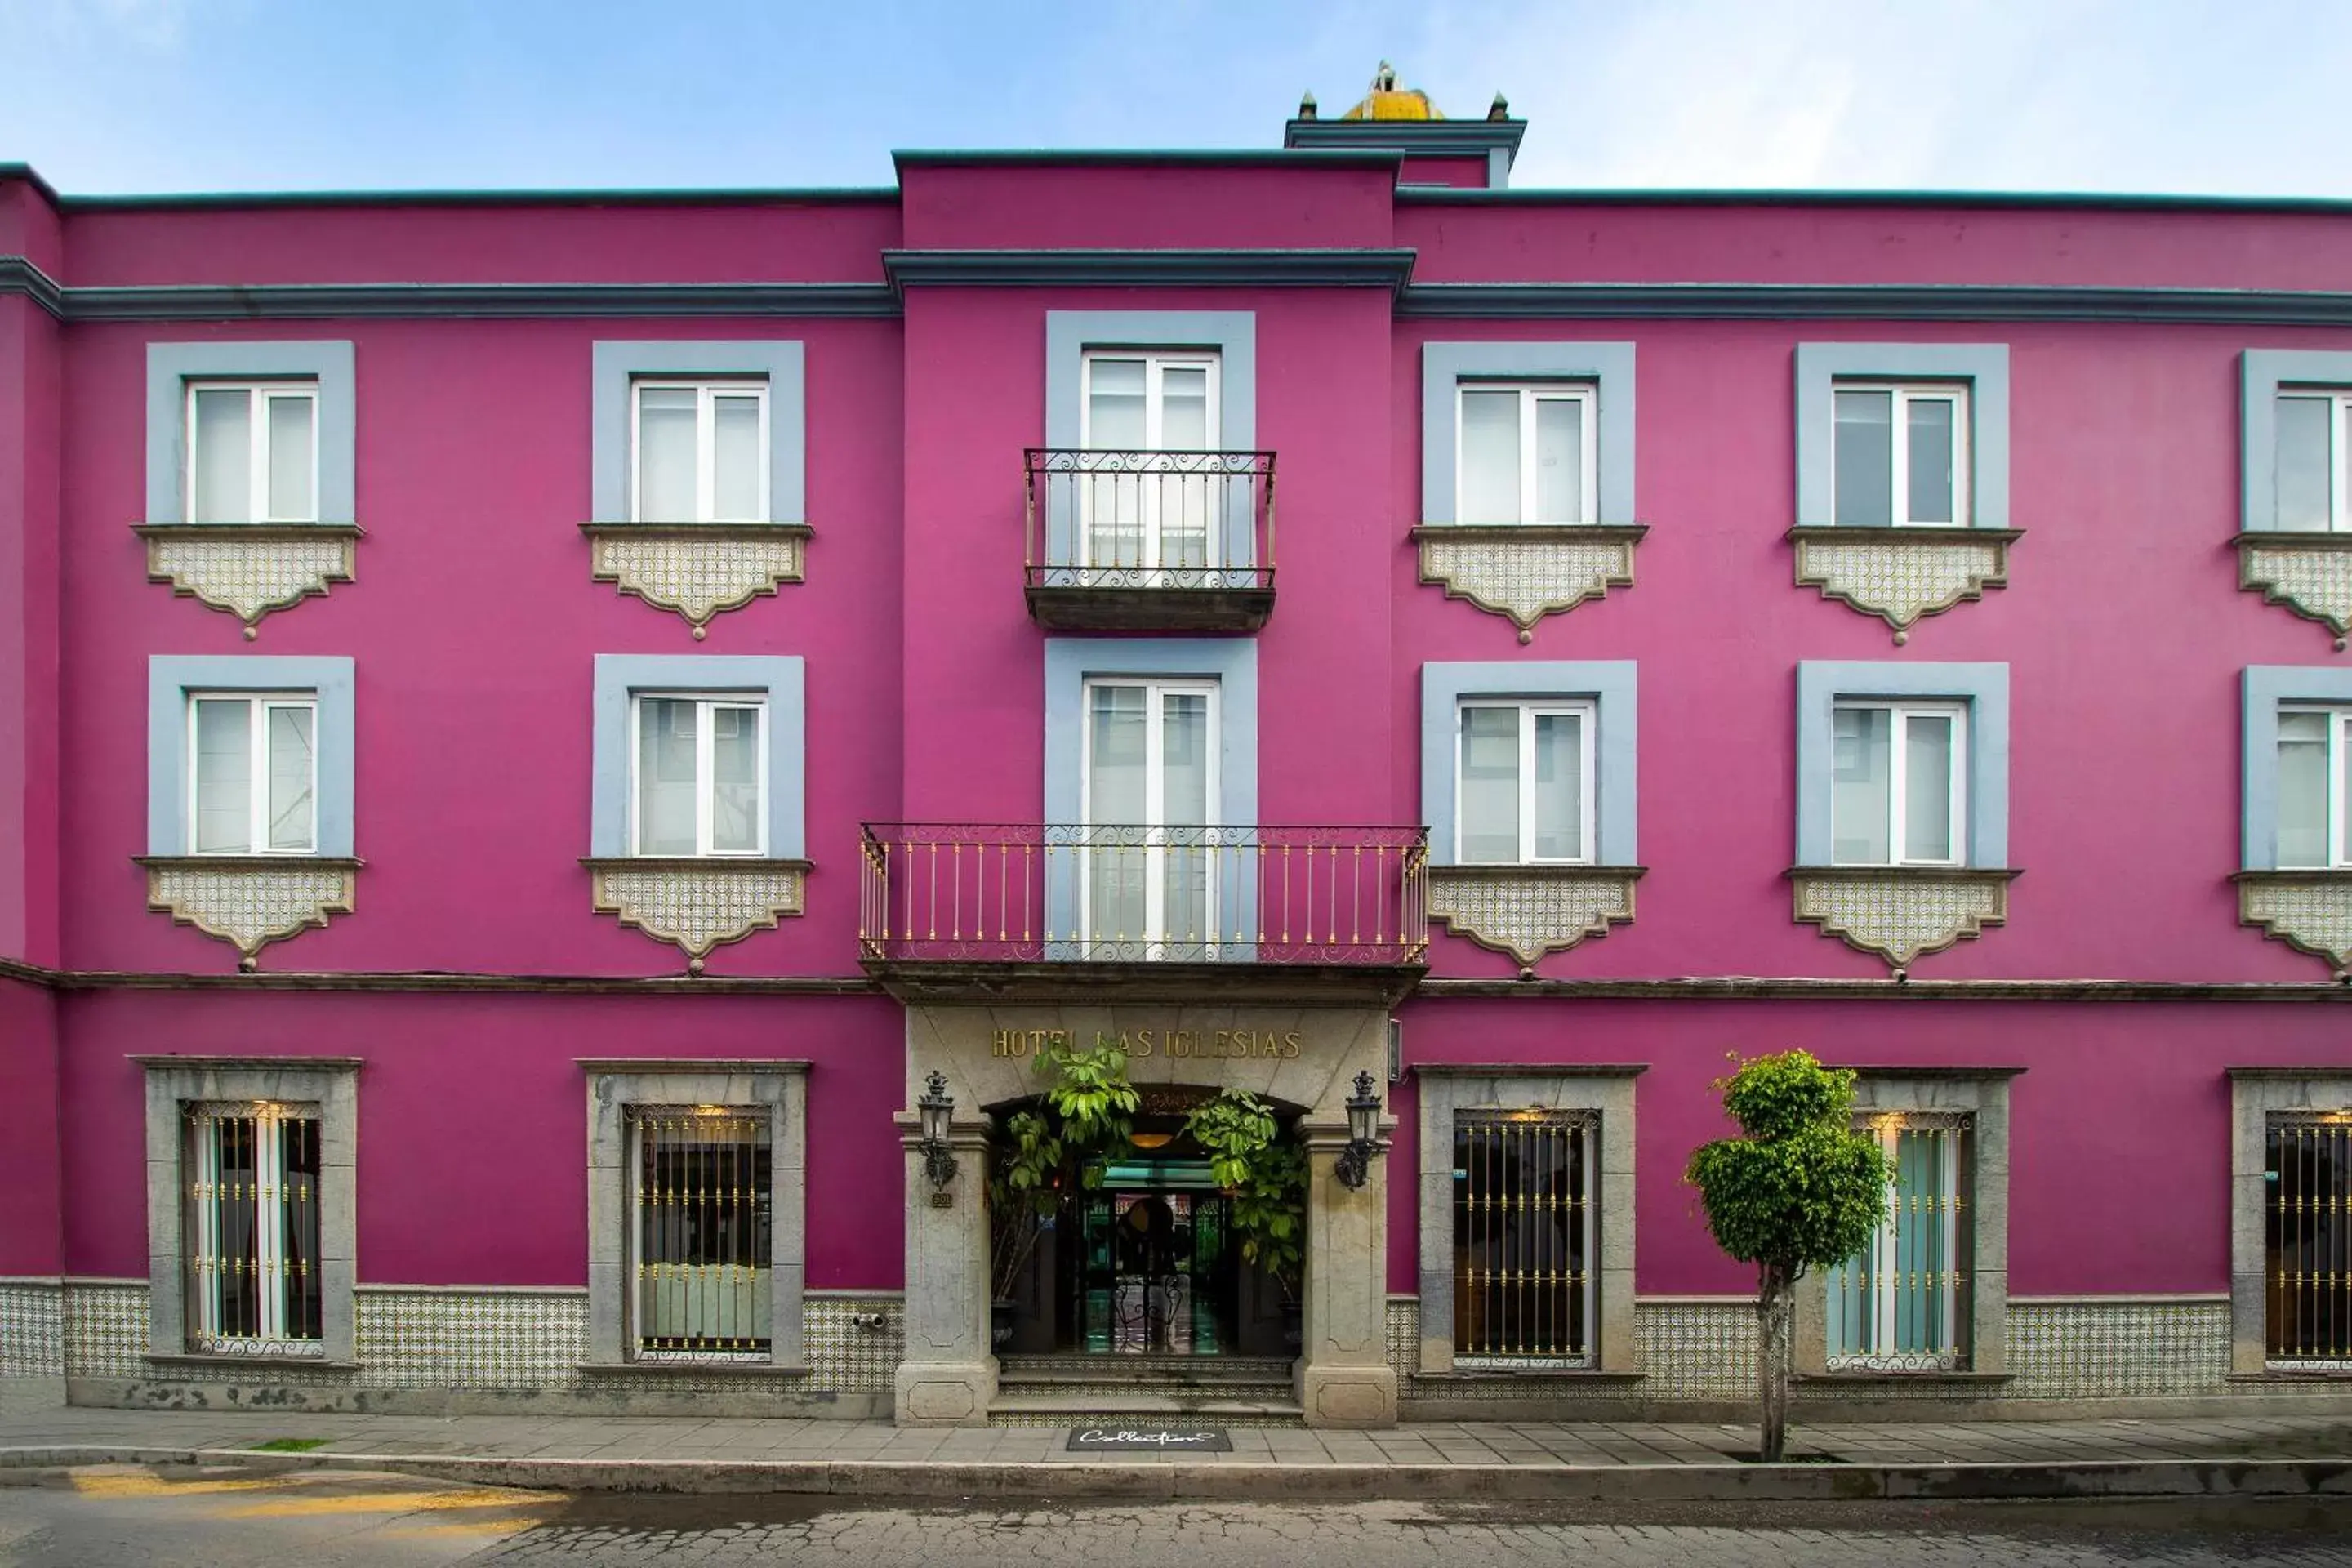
[71,1472,292,1499]
[383,1516,555,1539]
[213,1487,559,1519]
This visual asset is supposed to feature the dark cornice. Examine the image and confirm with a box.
[1399,185,2352,214]
[892,148,1402,172]
[0,256,65,319]
[1282,119,1526,170]
[0,266,898,322]
[881,247,1419,293]
[56,185,901,211]
[1398,282,2352,326]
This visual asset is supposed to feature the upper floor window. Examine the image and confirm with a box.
[1456,700,1593,865]
[1832,701,1967,866]
[2278,706,2351,868]
[2277,390,2352,534]
[1458,383,1597,526]
[1084,352,1218,452]
[630,380,769,523]
[1833,383,1967,528]
[189,693,317,856]
[187,382,319,524]
[630,695,767,858]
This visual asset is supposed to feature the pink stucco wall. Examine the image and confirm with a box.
[0,292,64,968]
[0,977,62,1276]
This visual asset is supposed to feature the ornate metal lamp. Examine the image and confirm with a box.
[917,1071,958,1187]
[1335,1070,1383,1189]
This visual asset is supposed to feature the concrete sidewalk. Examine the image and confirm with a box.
[3,1406,2351,1502]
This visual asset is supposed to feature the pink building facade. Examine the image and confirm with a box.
[6,87,2352,1427]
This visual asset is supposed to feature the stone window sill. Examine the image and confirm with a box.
[133,522,364,638]
[2232,869,2352,978]
[1786,866,2020,978]
[1427,864,1645,977]
[577,1361,809,1379]
[1785,525,2022,644]
[2233,532,2352,653]
[134,854,363,971]
[2228,1368,2352,1383]
[145,1352,359,1374]
[581,521,813,638]
[1413,1369,1645,1385]
[1411,523,1647,644]
[1795,1370,2009,1388]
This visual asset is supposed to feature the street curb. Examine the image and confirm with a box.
[3,1446,2351,1503]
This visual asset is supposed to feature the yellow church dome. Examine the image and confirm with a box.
[1340,61,1442,122]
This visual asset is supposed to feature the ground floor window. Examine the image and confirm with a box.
[630,1107,773,1361]
[1827,1112,1972,1370]
[2266,1116,2352,1365]
[1451,1110,1595,1368]
[183,1101,323,1356]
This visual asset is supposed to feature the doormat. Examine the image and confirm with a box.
[1067,1425,1233,1453]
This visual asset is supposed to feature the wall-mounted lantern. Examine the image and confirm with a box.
[1335,1070,1383,1190]
[918,1071,958,1188]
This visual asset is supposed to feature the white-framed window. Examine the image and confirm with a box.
[2278,706,2352,868]
[1080,677,1218,951]
[1833,382,1969,528]
[1456,382,1597,526]
[2277,390,2352,534]
[182,1100,324,1357]
[1455,700,1593,866]
[188,693,318,856]
[630,380,770,523]
[627,1106,773,1361]
[1080,351,1221,572]
[186,381,320,524]
[1832,700,1967,866]
[629,695,768,858]
[1827,1111,1972,1370]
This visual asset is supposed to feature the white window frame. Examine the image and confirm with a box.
[626,693,770,858]
[2275,390,2352,533]
[1832,699,1969,868]
[186,691,319,857]
[1830,1111,1968,1371]
[629,379,772,523]
[1078,676,1221,951]
[1453,699,1597,866]
[1832,381,1971,528]
[184,1100,323,1356]
[184,381,321,524]
[1454,381,1599,526]
[1078,351,1223,574]
[2278,704,2352,868]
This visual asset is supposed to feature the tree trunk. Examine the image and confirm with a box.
[1757,1263,1793,1463]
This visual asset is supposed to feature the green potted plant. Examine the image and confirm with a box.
[985,1037,1138,1348]
[1185,1089,1307,1343]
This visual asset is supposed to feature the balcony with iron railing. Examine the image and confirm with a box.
[859,822,1428,1000]
[1023,449,1276,632]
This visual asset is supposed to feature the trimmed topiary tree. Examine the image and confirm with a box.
[1685,1050,1891,1463]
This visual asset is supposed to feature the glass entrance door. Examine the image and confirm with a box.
[1082,679,1217,958]
[1071,1174,1235,1356]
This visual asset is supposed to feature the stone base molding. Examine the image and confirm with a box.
[2234,871,2352,978]
[134,523,363,639]
[136,856,362,970]
[1786,527,2022,644]
[0,1279,66,1410]
[582,858,812,972]
[2236,534,2352,653]
[1426,865,1644,976]
[1411,524,1646,644]
[1787,866,2020,976]
[581,523,813,638]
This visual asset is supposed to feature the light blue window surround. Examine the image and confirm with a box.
[1419,662,1637,868]
[148,656,356,857]
[1043,639,1258,955]
[590,655,806,858]
[1795,345,2011,529]
[1795,662,2010,867]
[1043,312,1257,568]
[1419,343,1636,526]
[2240,350,2352,532]
[145,342,356,524]
[2242,666,2352,868]
[590,342,806,523]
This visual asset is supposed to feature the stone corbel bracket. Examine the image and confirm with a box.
[135,855,362,971]
[133,523,363,639]
[2233,871,2352,977]
[1786,527,2022,644]
[1411,524,1647,644]
[581,522,813,639]
[2234,534,2352,653]
[1427,864,1645,978]
[1787,866,2020,978]
[584,857,813,973]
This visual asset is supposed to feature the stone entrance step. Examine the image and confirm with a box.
[991,1353,1305,1426]
[998,1353,1294,1387]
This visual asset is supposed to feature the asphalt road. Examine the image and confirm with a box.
[7,1465,2352,1566]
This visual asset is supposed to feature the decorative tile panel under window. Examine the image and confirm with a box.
[1457,384,1597,527]
[631,381,769,524]
[189,693,317,856]
[1832,384,1967,528]
[182,1101,324,1356]
[630,696,767,858]
[187,384,320,524]
[630,1107,773,1361]
[2264,1116,2352,1367]
[1831,702,1966,868]
[1455,701,1593,866]
[1451,1111,1596,1369]
[1826,1113,1972,1371]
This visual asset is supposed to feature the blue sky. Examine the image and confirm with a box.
[4,0,2350,198]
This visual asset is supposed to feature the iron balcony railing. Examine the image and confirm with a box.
[859,823,1428,965]
[1024,448,1275,592]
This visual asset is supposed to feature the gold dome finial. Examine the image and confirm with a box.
[1341,60,1441,122]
